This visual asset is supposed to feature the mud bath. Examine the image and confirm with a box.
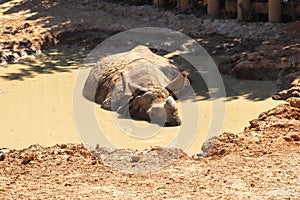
[0,46,281,155]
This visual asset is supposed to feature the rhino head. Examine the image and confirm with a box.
[117,71,189,126]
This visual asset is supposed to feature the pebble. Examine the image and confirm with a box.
[30,46,37,52]
[0,58,7,66]
[0,148,9,161]
[20,50,28,58]
[24,23,30,29]
[287,97,300,109]
[200,136,219,157]
[247,53,258,61]
[230,54,239,62]
[35,49,42,55]
[2,51,12,59]
[0,153,4,161]
[12,53,20,62]
[130,156,140,163]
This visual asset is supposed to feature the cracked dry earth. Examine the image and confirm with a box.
[0,100,299,199]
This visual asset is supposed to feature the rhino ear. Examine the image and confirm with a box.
[166,71,190,98]
[128,83,148,98]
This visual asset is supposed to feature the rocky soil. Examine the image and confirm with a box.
[0,0,300,199]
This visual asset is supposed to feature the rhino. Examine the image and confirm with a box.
[83,45,190,126]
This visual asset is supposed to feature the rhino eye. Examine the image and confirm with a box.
[129,89,149,105]
[132,88,148,98]
[165,87,178,100]
[137,89,148,95]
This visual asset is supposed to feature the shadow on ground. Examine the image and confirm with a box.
[0,44,89,80]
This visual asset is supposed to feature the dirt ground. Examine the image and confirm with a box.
[0,0,300,199]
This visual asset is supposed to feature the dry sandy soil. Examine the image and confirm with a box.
[0,0,300,199]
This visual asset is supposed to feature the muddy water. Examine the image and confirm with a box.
[0,47,281,155]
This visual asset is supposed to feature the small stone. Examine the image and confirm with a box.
[0,154,4,161]
[12,53,20,62]
[280,57,287,62]
[30,46,36,52]
[19,39,30,47]
[262,41,270,45]
[250,120,259,128]
[130,156,140,163]
[2,51,12,60]
[287,97,300,109]
[230,54,239,62]
[20,50,28,57]
[21,154,35,165]
[215,45,222,49]
[0,148,8,161]
[64,183,72,187]
[59,144,67,149]
[219,149,226,155]
[281,45,290,51]
[248,54,256,61]
[233,38,242,43]
[91,160,97,165]
[3,42,14,49]
[35,49,42,55]
[291,134,300,141]
[24,23,30,28]
[200,136,218,157]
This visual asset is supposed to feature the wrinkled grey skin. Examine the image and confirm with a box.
[83,45,190,126]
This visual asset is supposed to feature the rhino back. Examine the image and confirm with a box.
[83,46,181,110]
[121,60,176,88]
[82,52,126,102]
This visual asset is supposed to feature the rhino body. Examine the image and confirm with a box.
[83,45,190,126]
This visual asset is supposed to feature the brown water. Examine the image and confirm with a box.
[0,47,281,155]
